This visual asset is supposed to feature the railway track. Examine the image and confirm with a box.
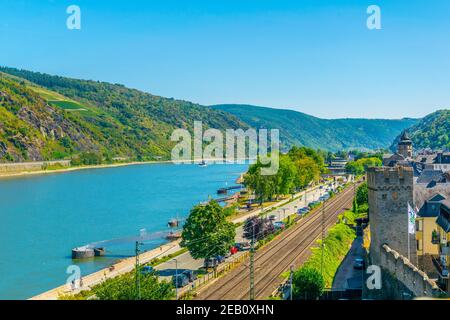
[195,182,360,300]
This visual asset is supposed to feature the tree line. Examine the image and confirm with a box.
[243,146,325,203]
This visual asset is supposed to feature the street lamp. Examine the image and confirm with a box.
[173,258,179,300]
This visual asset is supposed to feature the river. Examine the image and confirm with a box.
[0,162,248,299]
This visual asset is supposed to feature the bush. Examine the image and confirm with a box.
[292,267,325,300]
[60,270,174,300]
[71,152,103,166]
[302,223,356,287]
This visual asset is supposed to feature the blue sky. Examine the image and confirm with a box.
[1,0,449,119]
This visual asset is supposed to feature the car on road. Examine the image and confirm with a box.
[172,274,189,288]
[273,221,285,229]
[353,258,365,270]
[182,270,197,282]
[235,242,251,251]
[204,257,218,268]
[297,207,309,215]
[308,201,320,208]
[216,255,226,263]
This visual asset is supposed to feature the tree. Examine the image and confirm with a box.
[356,182,368,206]
[292,267,325,300]
[345,157,381,175]
[181,201,236,260]
[93,271,174,300]
[243,216,275,241]
[244,159,278,203]
[276,155,297,195]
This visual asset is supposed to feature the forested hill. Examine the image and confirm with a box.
[390,109,450,151]
[212,104,418,152]
[0,66,425,163]
[0,67,247,162]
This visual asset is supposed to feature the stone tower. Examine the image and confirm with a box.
[398,131,413,158]
[367,166,415,265]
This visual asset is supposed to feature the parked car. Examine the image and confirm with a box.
[274,221,285,229]
[216,255,226,263]
[230,246,238,255]
[182,270,197,282]
[269,214,277,221]
[204,257,219,268]
[172,274,189,288]
[353,258,365,270]
[235,242,251,251]
[140,265,154,275]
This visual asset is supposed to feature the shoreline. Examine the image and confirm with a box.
[29,184,322,300]
[0,158,254,180]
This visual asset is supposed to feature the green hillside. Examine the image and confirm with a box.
[390,109,450,151]
[0,66,427,163]
[0,67,247,162]
[212,104,419,152]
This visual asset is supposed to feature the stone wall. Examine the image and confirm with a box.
[378,244,441,299]
[0,160,70,173]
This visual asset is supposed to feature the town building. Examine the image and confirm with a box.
[368,132,450,295]
[434,202,450,291]
[382,132,414,167]
[326,158,347,176]
[415,152,450,172]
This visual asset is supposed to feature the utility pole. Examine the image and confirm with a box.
[174,258,179,300]
[249,222,255,300]
[321,201,325,276]
[135,241,143,300]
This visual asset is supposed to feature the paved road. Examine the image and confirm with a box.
[195,182,359,300]
[332,236,364,291]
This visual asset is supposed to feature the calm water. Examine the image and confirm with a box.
[0,162,248,299]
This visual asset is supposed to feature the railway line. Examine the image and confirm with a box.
[195,182,360,300]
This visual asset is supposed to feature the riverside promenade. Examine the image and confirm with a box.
[30,183,327,300]
[30,241,182,300]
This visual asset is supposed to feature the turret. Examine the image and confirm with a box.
[398,131,413,158]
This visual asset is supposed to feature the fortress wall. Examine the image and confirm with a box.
[378,244,441,299]
[0,160,70,173]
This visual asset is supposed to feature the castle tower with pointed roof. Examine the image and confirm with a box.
[398,131,413,158]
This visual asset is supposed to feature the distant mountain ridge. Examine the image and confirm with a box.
[390,109,450,151]
[0,67,247,162]
[212,104,419,152]
[0,66,425,162]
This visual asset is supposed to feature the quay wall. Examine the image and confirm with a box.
[0,160,71,173]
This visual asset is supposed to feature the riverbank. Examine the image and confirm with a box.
[0,158,254,180]
[30,240,182,300]
[30,183,325,300]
